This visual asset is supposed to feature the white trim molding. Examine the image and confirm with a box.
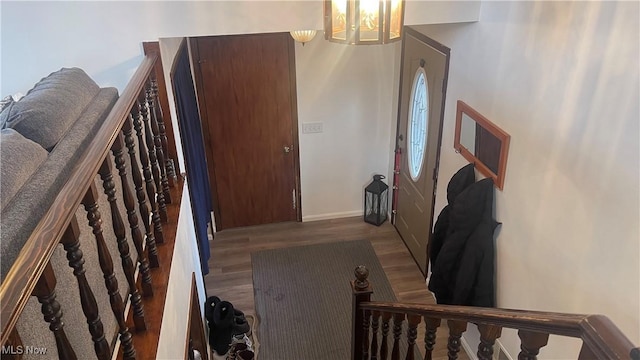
[461,335,476,360]
[302,211,362,222]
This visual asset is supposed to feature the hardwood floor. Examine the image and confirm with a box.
[205,216,470,360]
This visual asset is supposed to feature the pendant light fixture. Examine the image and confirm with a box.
[324,0,404,45]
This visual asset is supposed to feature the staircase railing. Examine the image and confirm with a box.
[0,51,180,359]
[351,265,639,360]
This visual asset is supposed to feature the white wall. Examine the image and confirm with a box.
[1,1,323,94]
[156,183,209,359]
[412,1,639,358]
[1,0,479,95]
[295,37,400,220]
[158,37,187,172]
[404,0,480,26]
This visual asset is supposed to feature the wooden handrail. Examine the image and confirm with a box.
[359,301,637,359]
[0,54,158,345]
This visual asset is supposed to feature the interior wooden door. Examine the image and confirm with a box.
[191,33,300,230]
[394,27,450,275]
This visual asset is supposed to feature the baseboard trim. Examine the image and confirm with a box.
[461,335,476,360]
[495,339,514,360]
[459,337,514,360]
[302,211,362,222]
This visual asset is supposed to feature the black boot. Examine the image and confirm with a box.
[209,300,235,355]
[232,309,250,336]
[204,296,221,323]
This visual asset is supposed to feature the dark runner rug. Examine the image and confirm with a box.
[252,240,415,360]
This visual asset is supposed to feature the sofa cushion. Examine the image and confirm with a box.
[0,87,118,281]
[1,95,15,113]
[0,94,23,129]
[0,128,48,209]
[0,98,13,129]
[1,68,100,150]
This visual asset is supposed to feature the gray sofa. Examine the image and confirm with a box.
[0,68,129,358]
[0,68,118,279]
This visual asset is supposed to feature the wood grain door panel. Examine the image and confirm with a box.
[192,33,299,230]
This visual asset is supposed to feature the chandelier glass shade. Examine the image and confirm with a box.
[324,0,404,45]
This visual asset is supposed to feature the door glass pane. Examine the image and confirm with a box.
[407,67,429,181]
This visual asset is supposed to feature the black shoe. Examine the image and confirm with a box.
[227,343,248,360]
[206,296,244,324]
[209,300,235,355]
[237,349,254,360]
[233,308,245,319]
[232,317,250,336]
[204,296,221,323]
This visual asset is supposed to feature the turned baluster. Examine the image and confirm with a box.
[370,311,380,360]
[477,324,502,360]
[517,330,549,360]
[380,312,392,360]
[151,78,178,187]
[148,79,171,203]
[124,112,160,267]
[33,261,77,360]
[82,183,136,359]
[112,130,154,295]
[391,313,405,360]
[140,91,167,223]
[167,158,178,185]
[363,309,371,360]
[423,317,441,360]
[132,101,165,245]
[405,314,420,360]
[447,320,468,360]
[99,157,146,331]
[61,216,110,360]
[352,266,373,360]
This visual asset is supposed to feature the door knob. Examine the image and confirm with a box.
[284,145,293,153]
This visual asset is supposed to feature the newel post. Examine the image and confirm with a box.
[352,265,373,360]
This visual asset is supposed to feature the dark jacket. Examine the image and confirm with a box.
[428,177,497,307]
[428,163,475,265]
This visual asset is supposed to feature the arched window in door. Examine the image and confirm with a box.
[407,66,429,181]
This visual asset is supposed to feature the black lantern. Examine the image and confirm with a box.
[364,174,389,226]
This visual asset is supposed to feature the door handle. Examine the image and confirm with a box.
[284,145,293,153]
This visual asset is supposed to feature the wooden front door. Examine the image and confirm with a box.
[191,33,300,230]
[394,28,450,275]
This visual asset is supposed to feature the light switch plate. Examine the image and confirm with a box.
[302,122,323,134]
